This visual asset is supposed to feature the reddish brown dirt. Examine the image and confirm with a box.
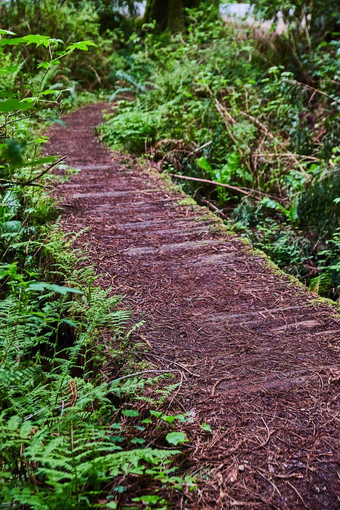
[46,103,340,510]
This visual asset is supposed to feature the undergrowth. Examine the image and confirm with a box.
[0,29,193,509]
[0,231,195,509]
[100,3,340,300]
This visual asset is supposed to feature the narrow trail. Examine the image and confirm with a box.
[46,104,340,509]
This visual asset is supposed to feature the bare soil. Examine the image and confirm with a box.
[46,103,340,510]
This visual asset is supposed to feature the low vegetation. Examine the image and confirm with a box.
[0,27,193,510]
[100,2,340,300]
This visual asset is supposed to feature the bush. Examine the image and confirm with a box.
[100,3,340,299]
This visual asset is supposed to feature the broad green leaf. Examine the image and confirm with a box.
[37,62,50,70]
[0,99,34,113]
[19,156,56,168]
[260,196,290,218]
[27,282,83,295]
[0,91,16,98]
[197,155,213,173]
[0,35,63,48]
[166,431,188,445]
[59,318,78,328]
[0,29,16,35]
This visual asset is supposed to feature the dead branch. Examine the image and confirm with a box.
[171,173,264,199]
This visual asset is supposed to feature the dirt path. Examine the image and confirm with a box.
[46,103,340,509]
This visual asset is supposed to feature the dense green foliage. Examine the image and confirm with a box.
[0,26,193,510]
[100,3,340,300]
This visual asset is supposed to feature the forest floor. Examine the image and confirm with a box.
[46,103,340,510]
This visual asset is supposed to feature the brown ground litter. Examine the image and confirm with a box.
[46,103,340,510]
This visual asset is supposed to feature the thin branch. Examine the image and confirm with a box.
[0,156,67,187]
[111,369,180,383]
[24,155,67,184]
[171,173,263,198]
[200,198,231,220]
[0,180,44,187]
[285,78,340,106]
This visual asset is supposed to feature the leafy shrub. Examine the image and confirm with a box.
[0,1,118,89]
[100,3,339,299]
[101,100,162,152]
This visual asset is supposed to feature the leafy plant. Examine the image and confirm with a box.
[0,26,193,509]
[100,2,339,299]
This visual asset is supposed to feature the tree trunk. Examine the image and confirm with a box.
[144,0,169,31]
[167,0,184,32]
[144,0,215,32]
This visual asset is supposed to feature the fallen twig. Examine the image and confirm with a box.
[285,78,340,106]
[145,352,197,377]
[200,198,231,220]
[211,376,234,397]
[171,173,263,198]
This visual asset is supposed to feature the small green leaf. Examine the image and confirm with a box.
[66,41,97,52]
[197,156,213,173]
[130,437,146,444]
[132,495,162,504]
[122,409,139,417]
[150,410,162,418]
[166,431,188,445]
[201,423,212,433]
[134,425,145,431]
[113,485,126,493]
[141,418,152,424]
[37,62,50,70]
[40,89,58,96]
[162,414,176,424]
